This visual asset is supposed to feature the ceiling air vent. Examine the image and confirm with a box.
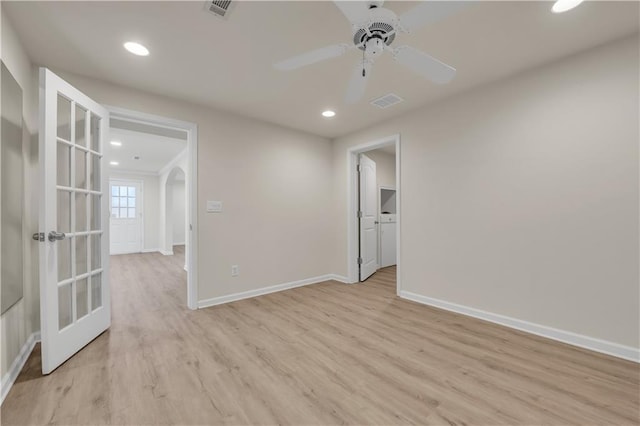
[370,93,404,109]
[205,0,234,18]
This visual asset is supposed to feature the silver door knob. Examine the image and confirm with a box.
[48,231,66,242]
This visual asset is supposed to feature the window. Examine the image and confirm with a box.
[111,185,137,218]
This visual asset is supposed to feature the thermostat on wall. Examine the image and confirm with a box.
[206,200,222,213]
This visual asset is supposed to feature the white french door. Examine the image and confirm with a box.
[358,153,378,281]
[38,68,110,374]
[109,180,142,254]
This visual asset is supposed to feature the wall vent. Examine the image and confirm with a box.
[205,0,234,18]
[370,93,404,109]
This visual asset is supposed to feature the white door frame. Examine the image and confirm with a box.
[108,178,144,255]
[346,134,401,294]
[106,106,199,310]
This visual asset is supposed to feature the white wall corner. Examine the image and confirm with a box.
[158,147,188,177]
[1,331,41,405]
[400,291,640,363]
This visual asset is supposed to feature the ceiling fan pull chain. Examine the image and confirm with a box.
[362,47,366,77]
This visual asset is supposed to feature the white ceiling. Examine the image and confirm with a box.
[108,127,186,174]
[5,1,639,138]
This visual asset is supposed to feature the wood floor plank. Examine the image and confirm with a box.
[1,247,638,425]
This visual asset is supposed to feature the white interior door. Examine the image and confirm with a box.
[359,154,378,281]
[38,68,110,374]
[109,180,142,254]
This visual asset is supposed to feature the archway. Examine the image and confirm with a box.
[161,166,187,263]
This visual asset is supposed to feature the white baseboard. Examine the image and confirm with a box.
[1,331,41,405]
[400,291,640,363]
[160,250,174,256]
[141,248,159,253]
[327,274,352,284]
[198,274,336,309]
[173,242,185,246]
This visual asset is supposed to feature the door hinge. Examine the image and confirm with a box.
[357,257,363,265]
[358,211,363,218]
[357,164,361,172]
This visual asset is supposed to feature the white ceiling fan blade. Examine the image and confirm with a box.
[399,1,471,33]
[345,61,372,104]
[333,0,370,26]
[274,44,350,71]
[393,46,456,85]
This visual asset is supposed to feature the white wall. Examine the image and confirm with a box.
[172,180,186,246]
[365,149,396,190]
[53,70,334,302]
[108,172,160,251]
[0,7,39,386]
[333,35,639,350]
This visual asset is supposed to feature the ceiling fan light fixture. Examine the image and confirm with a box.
[551,0,584,13]
[322,110,336,118]
[124,41,149,56]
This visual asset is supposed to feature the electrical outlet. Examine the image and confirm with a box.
[231,265,239,277]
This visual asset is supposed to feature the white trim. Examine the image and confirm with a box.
[160,250,174,256]
[141,248,159,253]
[198,275,336,309]
[400,291,640,363]
[111,169,158,177]
[326,274,351,284]
[346,134,401,293]
[173,241,185,246]
[1,332,41,405]
[106,106,199,310]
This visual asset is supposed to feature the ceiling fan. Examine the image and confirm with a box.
[274,0,468,104]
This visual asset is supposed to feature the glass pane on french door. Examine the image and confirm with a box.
[56,94,104,330]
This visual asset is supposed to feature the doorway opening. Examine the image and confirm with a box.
[346,134,401,294]
[106,106,198,309]
[109,179,143,255]
[162,166,187,267]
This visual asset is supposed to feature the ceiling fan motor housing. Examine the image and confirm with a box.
[352,6,399,52]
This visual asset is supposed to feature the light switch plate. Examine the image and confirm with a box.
[207,200,222,213]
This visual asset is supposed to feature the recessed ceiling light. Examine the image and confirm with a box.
[124,41,149,56]
[110,161,119,166]
[551,0,584,13]
[110,140,122,147]
[322,110,336,118]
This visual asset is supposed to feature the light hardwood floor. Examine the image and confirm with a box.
[2,247,639,425]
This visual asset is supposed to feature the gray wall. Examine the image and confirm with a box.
[55,70,334,303]
[333,35,640,349]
